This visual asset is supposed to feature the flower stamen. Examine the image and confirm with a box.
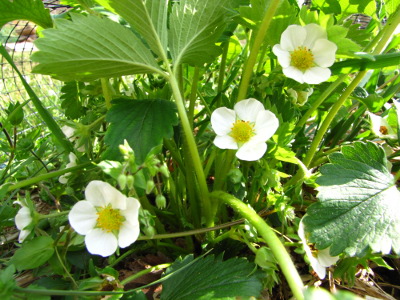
[96,205,124,232]
[379,126,388,135]
[230,120,255,143]
[290,46,314,71]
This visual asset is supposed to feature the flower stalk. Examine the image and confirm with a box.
[211,191,304,300]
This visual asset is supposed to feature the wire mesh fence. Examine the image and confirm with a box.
[0,1,70,129]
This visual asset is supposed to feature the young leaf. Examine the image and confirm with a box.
[303,142,400,257]
[0,0,52,28]
[169,0,234,67]
[104,99,178,163]
[161,255,263,300]
[11,236,55,271]
[60,82,85,119]
[32,14,163,81]
[96,0,168,59]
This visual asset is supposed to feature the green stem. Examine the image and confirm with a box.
[211,191,304,300]
[121,263,171,286]
[188,66,201,127]
[166,71,213,227]
[236,0,281,101]
[296,74,346,130]
[101,78,113,109]
[303,71,367,168]
[0,45,74,153]
[6,162,93,192]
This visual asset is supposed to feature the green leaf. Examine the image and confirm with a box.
[304,288,363,300]
[303,142,400,257]
[169,0,233,66]
[104,99,178,163]
[11,236,55,271]
[161,255,263,300]
[239,0,271,25]
[0,265,16,299]
[0,0,52,28]
[327,25,361,56]
[97,0,168,58]
[32,14,162,81]
[60,82,85,119]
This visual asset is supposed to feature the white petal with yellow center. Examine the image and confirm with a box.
[85,180,127,210]
[210,107,236,136]
[68,201,97,235]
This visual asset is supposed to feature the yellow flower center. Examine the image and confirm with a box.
[230,120,255,143]
[379,126,388,135]
[96,205,124,232]
[290,46,314,71]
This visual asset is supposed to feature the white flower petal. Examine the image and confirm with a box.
[214,135,238,150]
[18,229,31,243]
[234,98,265,122]
[303,67,331,84]
[312,39,337,67]
[85,181,127,210]
[118,222,140,248]
[62,125,75,139]
[211,107,236,136]
[15,207,32,231]
[283,66,305,83]
[69,201,97,235]
[317,248,339,267]
[272,44,291,68]
[254,110,279,142]
[369,112,397,139]
[280,25,306,51]
[303,23,327,48]
[59,174,69,184]
[236,141,267,161]
[85,228,118,257]
[121,197,141,227]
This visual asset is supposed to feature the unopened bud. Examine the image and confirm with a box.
[143,226,156,238]
[158,165,170,178]
[117,174,127,190]
[126,175,134,189]
[146,180,155,194]
[156,194,166,209]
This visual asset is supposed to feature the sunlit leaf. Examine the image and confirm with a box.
[0,0,52,28]
[32,14,162,81]
[96,0,168,58]
[303,142,400,257]
[169,0,234,66]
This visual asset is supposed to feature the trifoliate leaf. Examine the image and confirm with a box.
[169,0,234,66]
[96,0,168,58]
[161,255,263,300]
[32,14,162,81]
[303,142,400,257]
[0,0,52,28]
[104,99,178,163]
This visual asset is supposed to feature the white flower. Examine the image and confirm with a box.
[14,200,33,243]
[287,88,313,106]
[273,24,337,84]
[368,112,397,140]
[211,99,279,161]
[68,180,141,257]
[298,221,339,279]
[62,125,85,152]
[59,153,77,184]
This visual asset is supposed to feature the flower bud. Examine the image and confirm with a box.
[126,175,134,189]
[143,226,156,238]
[156,194,166,209]
[117,174,127,190]
[145,180,155,194]
[158,165,170,178]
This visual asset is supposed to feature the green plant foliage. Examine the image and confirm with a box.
[303,142,400,257]
[96,0,169,58]
[0,0,53,29]
[169,0,234,66]
[104,99,178,163]
[161,255,264,300]
[304,287,363,300]
[0,265,16,300]
[10,236,55,271]
[312,0,376,20]
[239,0,271,25]
[31,14,162,81]
[60,82,85,120]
